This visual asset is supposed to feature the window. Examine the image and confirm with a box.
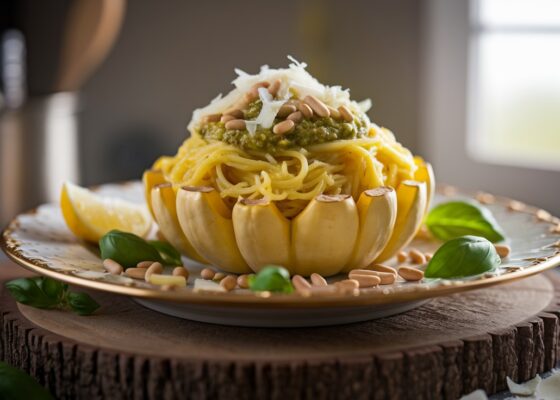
[468,0,560,170]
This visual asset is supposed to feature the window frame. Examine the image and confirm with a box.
[419,0,560,215]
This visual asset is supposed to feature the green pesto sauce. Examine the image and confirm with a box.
[197,100,370,152]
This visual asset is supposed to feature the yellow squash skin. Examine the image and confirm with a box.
[374,181,427,262]
[176,187,251,274]
[151,184,207,264]
[232,199,292,272]
[142,169,167,218]
[291,195,359,277]
[343,187,397,272]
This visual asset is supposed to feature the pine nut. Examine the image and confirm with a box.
[368,264,397,276]
[136,260,153,269]
[335,279,359,293]
[145,262,163,282]
[201,268,215,280]
[268,79,281,97]
[213,272,226,281]
[425,253,433,261]
[297,102,313,118]
[245,82,270,102]
[286,111,303,123]
[203,113,221,123]
[277,104,297,118]
[225,119,246,130]
[220,275,237,291]
[273,120,295,135]
[160,284,175,291]
[172,266,189,278]
[398,266,424,282]
[396,251,408,263]
[125,268,146,280]
[349,274,381,288]
[223,109,244,119]
[494,244,511,258]
[409,248,426,264]
[244,90,258,102]
[338,105,353,122]
[237,274,252,289]
[103,259,123,275]
[508,200,525,212]
[292,275,311,293]
[310,273,328,287]
[327,106,341,119]
[349,269,395,285]
[304,95,330,117]
[220,114,235,123]
[253,81,270,89]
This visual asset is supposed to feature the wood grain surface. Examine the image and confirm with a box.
[1,260,559,400]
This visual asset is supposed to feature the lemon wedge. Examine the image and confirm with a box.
[60,182,152,242]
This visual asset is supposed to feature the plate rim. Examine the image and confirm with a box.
[2,183,560,309]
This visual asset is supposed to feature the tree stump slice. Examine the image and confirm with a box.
[1,262,560,400]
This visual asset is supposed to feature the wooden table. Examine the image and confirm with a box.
[0,259,559,400]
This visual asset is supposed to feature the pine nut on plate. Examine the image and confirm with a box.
[398,266,424,282]
[103,258,123,275]
[349,274,381,288]
[237,274,251,289]
[494,244,511,258]
[213,272,226,281]
[136,260,153,269]
[409,249,426,264]
[220,275,237,291]
[310,273,328,287]
[396,251,408,263]
[145,262,163,282]
[349,269,394,285]
[125,268,146,280]
[201,268,215,280]
[368,264,397,276]
[292,275,311,292]
[172,266,189,278]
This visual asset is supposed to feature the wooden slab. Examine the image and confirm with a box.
[1,261,560,400]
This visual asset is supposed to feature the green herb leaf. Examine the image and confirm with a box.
[249,265,293,293]
[148,240,182,266]
[5,278,59,309]
[424,235,501,279]
[6,277,99,317]
[36,277,67,303]
[66,292,100,316]
[425,201,505,243]
[0,361,54,400]
[99,230,162,268]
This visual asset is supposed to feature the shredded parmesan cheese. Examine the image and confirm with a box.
[187,56,372,133]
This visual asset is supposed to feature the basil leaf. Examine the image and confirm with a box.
[0,361,54,400]
[36,277,67,303]
[5,278,59,309]
[99,230,162,268]
[66,292,100,316]
[148,240,182,266]
[425,235,501,278]
[425,201,505,243]
[249,265,293,293]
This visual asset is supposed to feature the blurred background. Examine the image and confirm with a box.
[0,0,559,226]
